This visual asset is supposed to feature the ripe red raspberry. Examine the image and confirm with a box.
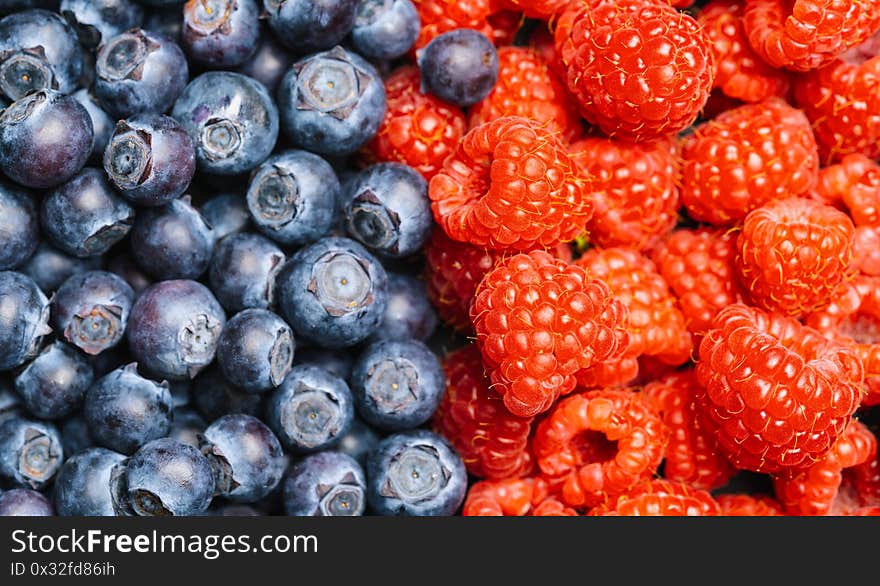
[533,389,666,509]
[716,494,785,515]
[695,303,865,474]
[494,0,569,18]
[680,98,819,226]
[821,155,880,227]
[531,497,579,516]
[650,227,746,340]
[462,477,540,516]
[468,47,582,144]
[643,371,737,490]
[486,9,523,46]
[470,250,630,417]
[588,479,721,516]
[736,197,855,317]
[698,0,791,102]
[412,0,495,51]
[560,0,715,141]
[365,66,466,181]
[568,136,679,251]
[743,0,880,72]
[433,344,534,479]
[851,225,880,276]
[844,435,880,507]
[429,116,591,252]
[573,356,640,389]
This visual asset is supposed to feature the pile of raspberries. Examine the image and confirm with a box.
[397,0,880,516]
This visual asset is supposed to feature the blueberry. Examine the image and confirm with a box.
[182,0,260,68]
[0,9,82,102]
[141,4,182,41]
[21,243,102,296]
[172,71,279,176]
[293,347,353,382]
[0,89,93,189]
[111,437,215,516]
[418,28,499,108]
[211,503,261,516]
[127,279,227,380]
[0,416,63,490]
[95,28,188,119]
[276,237,388,349]
[235,27,293,95]
[192,364,264,422]
[246,150,339,247]
[0,379,21,425]
[208,233,285,313]
[168,406,205,448]
[53,447,125,516]
[51,270,136,356]
[200,193,251,242]
[217,309,295,394]
[84,362,173,455]
[0,488,54,516]
[60,0,145,49]
[199,413,285,503]
[167,378,191,408]
[350,0,420,60]
[351,338,444,431]
[0,271,52,372]
[336,416,380,467]
[282,451,366,516]
[265,0,358,54]
[278,46,386,157]
[265,364,354,453]
[104,114,197,207]
[0,179,38,270]
[130,197,215,280]
[366,429,466,516]
[59,413,94,456]
[72,89,115,164]
[41,176,133,263]
[105,253,153,298]
[343,163,431,258]
[14,341,94,420]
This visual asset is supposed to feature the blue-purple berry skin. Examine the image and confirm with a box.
[60,0,145,49]
[106,254,153,299]
[283,451,366,516]
[0,416,64,490]
[0,488,54,516]
[208,232,285,313]
[168,406,206,448]
[235,27,293,95]
[200,193,251,242]
[368,273,437,343]
[0,179,39,271]
[265,0,358,54]
[14,341,94,420]
[59,413,94,456]
[0,271,52,372]
[192,364,264,423]
[72,89,115,164]
[217,309,295,394]
[182,0,260,68]
[336,416,380,467]
[53,446,125,516]
[418,28,499,108]
[293,347,353,382]
[20,243,102,296]
[350,0,420,61]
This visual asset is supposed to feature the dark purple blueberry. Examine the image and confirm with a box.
[130,197,215,280]
[350,0,420,60]
[53,446,125,516]
[336,416,380,467]
[72,88,115,164]
[366,429,466,516]
[0,89,93,189]
[168,406,205,448]
[235,26,293,95]
[192,364,264,422]
[293,347,353,382]
[14,341,94,420]
[0,9,82,102]
[246,150,339,247]
[103,114,197,207]
[265,0,357,53]
[60,0,145,49]
[266,364,354,453]
[343,162,430,258]
[368,273,436,343]
[59,413,94,456]
[141,4,182,41]
[20,243,102,295]
[168,379,190,408]
[217,309,294,394]
[172,71,279,176]
[418,28,499,108]
[0,488,54,516]
[278,46,386,157]
[83,362,173,455]
[105,253,153,298]
[110,437,215,516]
[182,0,260,68]
[208,232,285,312]
[41,168,134,258]
[0,416,63,490]
[199,193,251,241]
[127,279,227,381]
[95,28,188,119]
[0,1,60,16]
[211,503,261,516]
[51,270,136,356]
[0,179,38,270]
[0,271,51,372]
[0,379,21,426]
[199,413,285,503]
[276,237,388,349]
[282,451,365,516]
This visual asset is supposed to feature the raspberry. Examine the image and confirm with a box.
[433,344,534,479]
[470,251,630,417]
[716,493,785,515]
[695,303,865,474]
[468,47,582,144]
[462,477,540,516]
[643,370,737,490]
[494,0,569,18]
[532,389,666,509]
[411,0,495,51]
[680,98,820,226]
[429,116,591,252]
[844,436,880,506]
[851,225,880,276]
[574,356,640,389]
[698,0,791,102]
[486,10,524,47]
[530,497,579,515]
[811,154,880,218]
[365,66,466,181]
[743,0,880,72]
[569,136,679,251]
[561,0,715,141]
[588,479,721,516]
[736,197,855,317]
[650,227,746,339]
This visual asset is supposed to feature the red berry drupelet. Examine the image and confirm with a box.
[716,494,785,515]
[470,250,630,418]
[462,477,539,516]
[588,479,720,516]
[411,0,495,51]
[811,154,880,220]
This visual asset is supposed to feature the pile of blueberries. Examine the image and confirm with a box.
[0,0,496,516]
